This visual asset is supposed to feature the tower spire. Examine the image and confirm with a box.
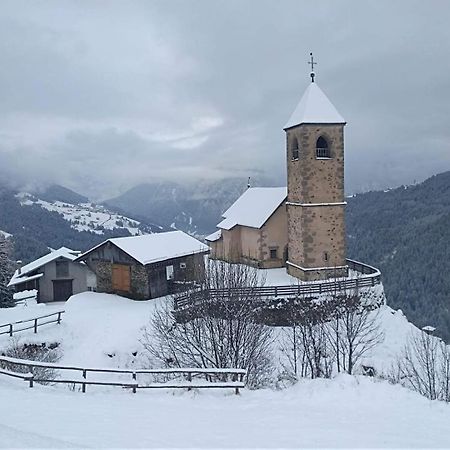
[308,52,317,83]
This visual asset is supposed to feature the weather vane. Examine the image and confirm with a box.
[308,52,317,83]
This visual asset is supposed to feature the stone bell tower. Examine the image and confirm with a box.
[285,55,347,281]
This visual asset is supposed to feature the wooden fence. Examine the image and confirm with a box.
[0,311,65,337]
[0,355,246,394]
[175,258,381,310]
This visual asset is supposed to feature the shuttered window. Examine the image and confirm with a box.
[112,264,131,292]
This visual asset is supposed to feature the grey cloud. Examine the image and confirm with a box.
[0,0,449,198]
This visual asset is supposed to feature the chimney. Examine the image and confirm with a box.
[16,260,23,275]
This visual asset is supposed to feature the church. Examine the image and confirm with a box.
[207,57,348,282]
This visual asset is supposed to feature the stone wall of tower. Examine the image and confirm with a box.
[286,123,347,281]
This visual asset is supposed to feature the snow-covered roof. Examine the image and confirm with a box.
[284,82,345,129]
[78,231,210,266]
[205,229,222,242]
[217,187,287,230]
[8,247,80,287]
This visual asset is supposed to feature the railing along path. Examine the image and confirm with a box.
[0,311,65,337]
[0,355,246,394]
[175,259,381,310]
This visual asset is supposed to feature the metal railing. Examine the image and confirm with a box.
[175,259,381,310]
[316,147,331,158]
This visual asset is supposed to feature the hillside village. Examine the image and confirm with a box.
[0,3,449,444]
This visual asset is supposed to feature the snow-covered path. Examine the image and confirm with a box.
[1,374,449,448]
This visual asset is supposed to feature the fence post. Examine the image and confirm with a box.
[29,374,34,388]
[57,312,62,324]
[34,319,38,334]
[82,382,86,393]
[82,369,87,379]
[9,324,13,337]
[132,383,137,394]
[187,372,192,391]
[132,372,136,381]
[371,277,375,287]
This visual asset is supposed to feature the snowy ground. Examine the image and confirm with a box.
[0,373,449,448]
[1,292,449,447]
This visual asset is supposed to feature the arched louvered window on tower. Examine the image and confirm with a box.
[291,136,299,161]
[316,136,331,159]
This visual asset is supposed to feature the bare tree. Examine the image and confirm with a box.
[280,288,383,379]
[326,291,384,375]
[142,260,274,388]
[392,330,450,402]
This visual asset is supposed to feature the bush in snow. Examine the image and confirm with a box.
[1,339,61,384]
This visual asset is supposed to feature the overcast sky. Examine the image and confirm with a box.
[0,0,449,199]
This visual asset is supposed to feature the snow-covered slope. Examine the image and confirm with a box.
[0,289,430,376]
[0,293,449,447]
[16,192,157,236]
[0,371,449,448]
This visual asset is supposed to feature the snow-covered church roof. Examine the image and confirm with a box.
[284,82,345,129]
[216,187,287,231]
[78,231,209,266]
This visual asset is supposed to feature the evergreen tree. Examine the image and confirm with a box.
[0,234,15,308]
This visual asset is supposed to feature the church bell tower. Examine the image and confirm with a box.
[285,54,348,281]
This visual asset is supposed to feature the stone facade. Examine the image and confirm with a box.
[286,123,347,281]
[82,241,207,300]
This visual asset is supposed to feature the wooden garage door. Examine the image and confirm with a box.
[112,264,131,292]
[53,280,73,302]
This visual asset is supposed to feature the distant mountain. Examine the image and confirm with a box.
[0,185,164,263]
[104,177,273,236]
[346,171,450,341]
[37,184,89,205]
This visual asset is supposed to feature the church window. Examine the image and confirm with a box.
[291,136,299,161]
[316,136,331,158]
[269,248,278,259]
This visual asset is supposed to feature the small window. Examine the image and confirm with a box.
[166,265,174,280]
[270,248,278,259]
[55,260,69,278]
[291,136,299,161]
[316,136,331,158]
[180,262,187,269]
[323,251,329,262]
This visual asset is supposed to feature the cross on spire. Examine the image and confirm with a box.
[308,52,317,83]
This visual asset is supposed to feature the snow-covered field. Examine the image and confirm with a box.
[16,192,146,235]
[0,373,449,448]
[0,292,449,448]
